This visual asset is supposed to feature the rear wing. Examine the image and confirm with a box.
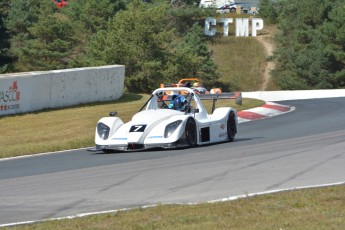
[198,92,242,105]
[198,92,242,113]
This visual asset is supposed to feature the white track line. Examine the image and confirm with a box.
[0,147,90,162]
[1,181,344,228]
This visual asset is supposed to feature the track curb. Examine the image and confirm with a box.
[238,101,295,123]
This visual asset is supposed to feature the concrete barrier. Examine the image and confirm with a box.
[0,65,125,116]
[243,89,345,101]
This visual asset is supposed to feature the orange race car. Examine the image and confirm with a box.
[160,78,242,105]
[160,78,222,94]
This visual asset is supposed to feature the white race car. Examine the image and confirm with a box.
[95,87,239,152]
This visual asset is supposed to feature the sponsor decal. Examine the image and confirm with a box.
[0,81,21,112]
[112,138,127,140]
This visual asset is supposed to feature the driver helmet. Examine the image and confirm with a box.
[194,87,206,94]
[168,94,186,111]
[193,82,199,87]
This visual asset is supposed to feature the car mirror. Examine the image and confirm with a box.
[109,111,117,117]
[193,109,199,114]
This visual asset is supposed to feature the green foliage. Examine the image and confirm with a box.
[0,0,11,73]
[5,0,40,34]
[23,15,76,70]
[59,0,126,68]
[162,23,219,86]
[322,4,345,87]
[63,0,126,34]
[5,0,42,69]
[166,23,219,85]
[6,1,76,71]
[2,0,220,93]
[264,0,345,89]
[84,0,218,93]
[170,0,202,7]
[259,0,280,24]
[84,0,173,93]
[4,0,126,71]
[168,5,215,34]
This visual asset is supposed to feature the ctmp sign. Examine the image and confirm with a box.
[205,17,264,37]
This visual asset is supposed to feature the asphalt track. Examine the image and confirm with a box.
[1,97,345,226]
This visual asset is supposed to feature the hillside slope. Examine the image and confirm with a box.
[208,17,277,92]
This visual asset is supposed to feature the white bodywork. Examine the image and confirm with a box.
[199,0,237,10]
[95,87,238,151]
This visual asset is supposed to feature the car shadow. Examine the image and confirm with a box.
[87,137,265,155]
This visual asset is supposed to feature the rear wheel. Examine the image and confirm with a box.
[227,112,236,142]
[185,118,197,147]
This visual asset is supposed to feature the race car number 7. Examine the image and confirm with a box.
[129,125,147,132]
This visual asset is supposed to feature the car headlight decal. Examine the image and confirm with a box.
[97,122,110,140]
[164,120,182,138]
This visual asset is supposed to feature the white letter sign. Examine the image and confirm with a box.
[251,18,264,37]
[220,18,233,36]
[204,18,264,37]
[205,17,216,36]
[236,18,249,37]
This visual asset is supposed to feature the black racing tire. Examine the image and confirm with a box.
[227,112,236,142]
[185,118,197,147]
[230,8,236,13]
[102,149,114,153]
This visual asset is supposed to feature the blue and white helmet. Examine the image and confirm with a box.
[168,94,186,111]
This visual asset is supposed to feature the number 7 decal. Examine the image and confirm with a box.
[129,125,147,132]
[134,126,142,131]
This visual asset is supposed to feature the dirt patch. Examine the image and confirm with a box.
[255,26,277,90]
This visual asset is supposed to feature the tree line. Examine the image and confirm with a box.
[3,0,344,92]
[0,0,218,93]
[260,0,345,89]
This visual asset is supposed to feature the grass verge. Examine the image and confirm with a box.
[209,36,266,91]
[6,185,345,229]
[208,14,267,92]
[0,94,264,159]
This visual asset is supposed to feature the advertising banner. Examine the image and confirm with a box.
[0,77,33,116]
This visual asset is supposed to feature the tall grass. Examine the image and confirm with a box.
[209,36,266,91]
[207,14,267,91]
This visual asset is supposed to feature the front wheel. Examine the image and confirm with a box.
[227,112,236,142]
[185,118,197,147]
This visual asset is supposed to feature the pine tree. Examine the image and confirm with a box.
[6,0,77,71]
[65,0,125,34]
[163,23,219,86]
[84,0,220,93]
[85,0,174,93]
[62,0,126,67]
[0,0,11,72]
[267,0,345,89]
[322,4,345,87]
[6,0,41,69]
